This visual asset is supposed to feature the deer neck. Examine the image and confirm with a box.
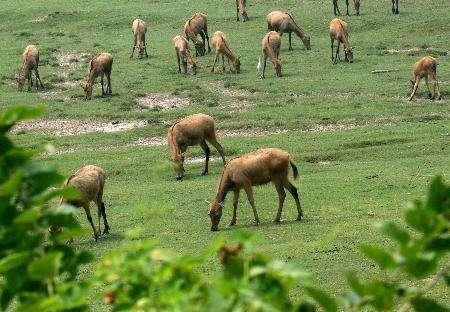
[222,45,237,63]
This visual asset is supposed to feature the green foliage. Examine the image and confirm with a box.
[94,232,336,311]
[344,176,449,311]
[0,105,92,311]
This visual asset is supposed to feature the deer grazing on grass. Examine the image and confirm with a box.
[173,35,197,75]
[130,18,148,58]
[235,0,249,22]
[257,31,281,79]
[208,148,302,231]
[392,0,399,14]
[409,56,441,101]
[81,52,113,100]
[184,13,211,57]
[333,0,360,16]
[266,11,311,51]
[16,45,44,91]
[211,31,241,74]
[167,114,226,181]
[60,165,110,241]
[329,18,353,64]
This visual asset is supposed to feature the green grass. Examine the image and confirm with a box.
[1,0,449,308]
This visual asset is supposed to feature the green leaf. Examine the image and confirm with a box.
[404,205,436,234]
[377,221,410,244]
[360,245,397,269]
[0,252,32,273]
[410,296,448,312]
[0,170,23,198]
[13,208,42,225]
[0,105,44,128]
[28,252,63,280]
[426,176,450,214]
[426,237,450,251]
[304,287,338,312]
[345,271,365,295]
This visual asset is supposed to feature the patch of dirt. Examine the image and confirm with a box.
[134,137,167,147]
[136,93,189,110]
[307,123,358,132]
[39,90,71,102]
[219,99,254,112]
[217,129,288,137]
[184,156,222,164]
[32,11,65,23]
[12,119,147,136]
[54,52,91,77]
[54,80,81,89]
[204,81,254,97]
[386,47,448,56]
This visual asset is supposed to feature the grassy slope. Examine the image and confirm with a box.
[1,0,449,306]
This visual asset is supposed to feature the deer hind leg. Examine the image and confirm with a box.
[97,190,110,234]
[230,189,239,225]
[222,55,226,72]
[130,37,136,58]
[345,0,350,15]
[424,76,432,99]
[335,41,341,63]
[288,32,293,51]
[211,53,219,72]
[333,0,340,15]
[176,52,181,73]
[243,183,259,225]
[143,37,149,58]
[83,204,99,240]
[199,140,211,175]
[203,28,211,53]
[106,71,112,94]
[273,181,286,223]
[35,68,44,89]
[331,37,335,63]
[27,72,32,91]
[284,180,303,220]
[206,135,226,164]
[236,0,240,21]
[262,55,267,79]
[431,73,441,100]
[409,77,420,101]
[100,74,105,95]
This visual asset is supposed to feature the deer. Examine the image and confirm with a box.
[266,11,311,51]
[329,18,353,64]
[257,31,281,79]
[409,56,441,101]
[211,31,241,73]
[16,45,44,91]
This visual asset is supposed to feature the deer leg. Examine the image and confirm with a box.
[100,75,105,95]
[409,77,420,101]
[230,189,239,225]
[432,74,441,100]
[27,72,32,91]
[130,37,136,58]
[106,72,112,94]
[425,76,432,99]
[331,38,335,63]
[84,204,99,240]
[236,1,240,21]
[143,37,148,58]
[261,55,267,79]
[395,0,399,14]
[288,32,293,51]
[98,198,110,234]
[35,69,44,89]
[243,183,259,225]
[284,181,303,220]
[203,29,211,53]
[346,0,350,15]
[222,55,226,72]
[273,181,286,223]
[335,42,340,63]
[206,136,226,164]
[211,53,219,72]
[176,52,181,73]
[333,0,340,15]
[200,140,210,175]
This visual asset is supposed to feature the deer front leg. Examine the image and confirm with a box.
[236,0,240,21]
[345,0,349,15]
[409,77,420,101]
[211,53,219,72]
[288,32,293,51]
[100,74,105,95]
[273,182,286,223]
[130,37,136,58]
[243,183,259,226]
[230,189,239,226]
[200,140,210,175]
[84,205,99,241]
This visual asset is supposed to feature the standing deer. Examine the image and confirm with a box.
[184,13,211,57]
[329,18,353,64]
[130,18,148,58]
[211,31,241,73]
[81,53,113,100]
[257,31,282,79]
[16,45,44,91]
[409,56,441,101]
[208,148,302,231]
[266,11,311,51]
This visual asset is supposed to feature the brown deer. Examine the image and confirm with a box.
[409,56,441,101]
[208,148,302,231]
[333,0,360,16]
[167,113,225,181]
[266,11,311,51]
[184,13,211,57]
[81,53,113,100]
[235,0,249,22]
[173,35,197,75]
[257,31,281,79]
[211,31,241,73]
[60,165,110,241]
[130,18,148,58]
[329,18,353,64]
[16,45,44,91]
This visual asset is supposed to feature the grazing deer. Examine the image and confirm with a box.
[16,45,44,91]
[208,148,302,231]
[266,11,311,51]
[81,53,113,100]
[168,114,225,181]
[211,31,240,73]
[329,18,353,64]
[184,13,211,57]
[257,31,281,79]
[130,18,148,58]
[173,35,197,75]
[409,56,441,101]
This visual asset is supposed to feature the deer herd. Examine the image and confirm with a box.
[13,1,443,238]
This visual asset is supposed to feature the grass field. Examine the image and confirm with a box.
[1,0,449,307]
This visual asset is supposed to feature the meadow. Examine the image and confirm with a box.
[1,0,449,307]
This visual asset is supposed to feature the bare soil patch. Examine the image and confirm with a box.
[54,52,91,77]
[218,129,288,137]
[136,93,189,110]
[134,137,167,147]
[185,156,222,164]
[307,123,358,132]
[39,90,71,102]
[204,81,254,97]
[12,119,147,136]
[386,47,448,56]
